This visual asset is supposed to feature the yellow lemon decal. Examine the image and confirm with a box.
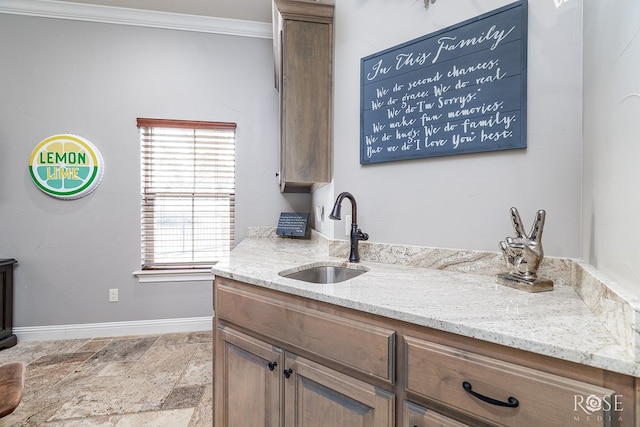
[29,134,104,199]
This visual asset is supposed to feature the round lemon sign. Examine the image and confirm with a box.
[29,134,104,200]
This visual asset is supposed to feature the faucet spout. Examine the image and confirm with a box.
[329,192,369,262]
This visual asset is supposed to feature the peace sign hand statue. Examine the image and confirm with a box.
[497,207,553,292]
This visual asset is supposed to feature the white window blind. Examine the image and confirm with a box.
[138,118,236,269]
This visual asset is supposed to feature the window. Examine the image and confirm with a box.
[137,118,236,270]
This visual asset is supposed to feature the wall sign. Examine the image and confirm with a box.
[29,134,105,199]
[360,0,527,164]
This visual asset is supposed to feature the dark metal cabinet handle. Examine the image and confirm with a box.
[462,381,519,408]
[283,368,293,379]
[267,361,277,371]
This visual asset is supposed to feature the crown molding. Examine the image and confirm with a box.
[0,0,272,39]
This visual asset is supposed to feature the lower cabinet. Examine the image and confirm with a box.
[213,277,637,426]
[215,325,394,427]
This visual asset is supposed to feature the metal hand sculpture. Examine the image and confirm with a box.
[497,207,553,292]
[499,207,545,279]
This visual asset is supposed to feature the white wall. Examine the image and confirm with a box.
[0,14,309,327]
[583,0,640,294]
[316,0,583,259]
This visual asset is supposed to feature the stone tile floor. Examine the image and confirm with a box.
[0,331,212,426]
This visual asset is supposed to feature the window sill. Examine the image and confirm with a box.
[133,269,213,283]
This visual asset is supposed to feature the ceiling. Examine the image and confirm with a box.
[61,0,273,23]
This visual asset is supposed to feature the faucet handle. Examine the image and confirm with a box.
[357,229,369,241]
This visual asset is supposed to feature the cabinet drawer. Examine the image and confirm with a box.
[216,280,395,383]
[404,401,469,427]
[405,337,618,427]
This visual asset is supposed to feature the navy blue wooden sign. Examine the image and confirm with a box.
[360,1,527,164]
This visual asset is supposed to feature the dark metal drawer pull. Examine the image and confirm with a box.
[267,361,277,371]
[462,381,519,408]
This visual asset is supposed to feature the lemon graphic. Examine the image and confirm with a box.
[29,134,104,200]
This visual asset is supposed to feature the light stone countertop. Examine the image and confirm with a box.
[212,229,640,378]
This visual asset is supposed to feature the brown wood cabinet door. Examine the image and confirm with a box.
[283,353,394,427]
[280,19,331,189]
[274,0,334,193]
[215,325,283,427]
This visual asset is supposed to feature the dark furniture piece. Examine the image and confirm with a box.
[0,259,17,350]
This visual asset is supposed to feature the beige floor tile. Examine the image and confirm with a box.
[76,340,111,354]
[88,337,158,364]
[0,331,213,426]
[23,360,89,400]
[188,383,213,427]
[0,397,67,427]
[96,361,135,377]
[157,331,211,346]
[40,414,124,426]
[0,339,91,366]
[43,360,106,400]
[116,408,194,427]
[177,344,212,387]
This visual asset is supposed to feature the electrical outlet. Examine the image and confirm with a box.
[109,288,118,302]
[345,214,352,236]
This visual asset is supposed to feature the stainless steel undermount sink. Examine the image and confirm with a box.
[279,263,368,284]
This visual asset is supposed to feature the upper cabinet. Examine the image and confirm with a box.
[273,0,334,193]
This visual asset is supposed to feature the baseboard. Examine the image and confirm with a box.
[13,316,213,342]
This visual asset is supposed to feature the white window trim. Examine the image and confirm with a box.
[133,268,213,283]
